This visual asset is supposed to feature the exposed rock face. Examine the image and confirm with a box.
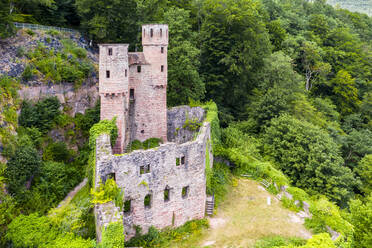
[95,120,212,239]
[167,106,205,144]
[18,82,99,115]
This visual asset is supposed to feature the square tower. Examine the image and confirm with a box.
[99,44,130,153]
[128,24,168,142]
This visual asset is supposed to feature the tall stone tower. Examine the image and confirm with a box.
[99,24,169,153]
[129,24,168,143]
[99,44,129,154]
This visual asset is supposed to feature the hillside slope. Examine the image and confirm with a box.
[328,0,372,16]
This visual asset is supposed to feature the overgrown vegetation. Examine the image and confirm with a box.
[127,137,163,152]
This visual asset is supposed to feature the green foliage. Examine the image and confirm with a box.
[99,222,125,248]
[0,191,19,246]
[263,114,356,204]
[4,144,42,199]
[25,42,93,87]
[165,7,205,106]
[182,117,202,132]
[25,29,36,36]
[19,97,61,133]
[279,233,336,248]
[305,197,353,238]
[347,194,372,248]
[89,119,118,150]
[254,235,306,248]
[6,213,58,247]
[43,141,72,163]
[91,178,124,210]
[202,101,222,149]
[200,0,271,120]
[355,155,372,195]
[125,219,209,247]
[207,162,232,206]
[0,0,15,38]
[127,138,162,152]
[6,212,95,248]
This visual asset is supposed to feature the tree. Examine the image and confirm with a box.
[164,7,205,106]
[301,41,331,91]
[4,144,42,198]
[263,114,357,204]
[331,70,361,115]
[348,195,372,248]
[200,0,271,120]
[0,0,14,38]
[75,0,138,45]
[355,155,372,196]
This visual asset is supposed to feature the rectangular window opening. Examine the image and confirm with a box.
[161,47,164,53]
[125,69,127,77]
[181,156,185,165]
[140,165,145,175]
[145,164,150,173]
[124,200,131,214]
[161,65,164,72]
[176,157,180,166]
[137,66,141,73]
[106,70,110,78]
[130,88,134,100]
[164,188,170,202]
[108,173,116,181]
[182,186,189,198]
[160,28,162,37]
[144,194,151,208]
[108,48,112,56]
[150,28,153,37]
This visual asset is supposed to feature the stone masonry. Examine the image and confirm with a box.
[95,24,212,241]
[99,24,168,153]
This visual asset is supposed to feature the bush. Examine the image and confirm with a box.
[16,46,26,57]
[43,142,72,163]
[91,178,124,210]
[4,144,42,198]
[100,222,125,248]
[254,235,306,248]
[207,162,232,206]
[19,97,61,133]
[25,29,35,36]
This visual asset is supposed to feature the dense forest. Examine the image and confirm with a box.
[0,0,371,247]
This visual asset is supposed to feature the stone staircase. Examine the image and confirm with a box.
[206,194,215,216]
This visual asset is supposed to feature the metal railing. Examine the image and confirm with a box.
[13,22,79,34]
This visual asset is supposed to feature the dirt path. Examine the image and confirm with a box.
[199,179,312,248]
[56,178,87,208]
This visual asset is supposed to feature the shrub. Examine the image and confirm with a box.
[100,222,125,248]
[19,97,61,133]
[22,65,35,81]
[91,178,124,210]
[142,138,162,149]
[16,46,26,57]
[6,213,58,247]
[43,142,72,163]
[46,29,61,37]
[254,235,306,248]
[4,144,42,198]
[25,29,35,36]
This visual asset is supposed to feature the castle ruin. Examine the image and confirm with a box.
[95,24,213,241]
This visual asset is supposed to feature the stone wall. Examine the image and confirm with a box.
[167,106,205,144]
[95,118,212,239]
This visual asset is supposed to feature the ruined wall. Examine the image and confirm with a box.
[167,106,205,144]
[95,119,211,239]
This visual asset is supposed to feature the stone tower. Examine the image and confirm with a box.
[99,24,169,153]
[130,24,168,143]
[99,44,130,154]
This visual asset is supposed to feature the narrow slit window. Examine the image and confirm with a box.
[137,66,141,73]
[160,28,162,37]
[124,200,131,214]
[150,28,153,37]
[181,156,185,165]
[125,69,127,77]
[161,65,164,72]
[182,186,189,198]
[130,88,134,100]
[144,194,151,208]
[164,187,170,202]
[106,70,110,78]
[108,48,112,56]
[145,164,150,173]
[161,47,164,53]
[176,157,180,166]
[140,165,145,175]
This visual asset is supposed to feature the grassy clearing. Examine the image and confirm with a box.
[170,178,311,248]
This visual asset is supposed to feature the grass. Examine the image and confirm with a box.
[194,178,311,248]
